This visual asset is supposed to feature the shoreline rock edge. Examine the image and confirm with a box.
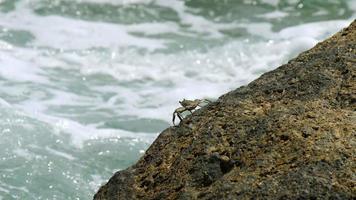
[94,20,355,200]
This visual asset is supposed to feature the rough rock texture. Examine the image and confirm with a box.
[94,20,356,200]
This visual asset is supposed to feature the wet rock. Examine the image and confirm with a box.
[94,20,356,200]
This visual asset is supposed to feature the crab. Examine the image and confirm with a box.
[172,98,211,125]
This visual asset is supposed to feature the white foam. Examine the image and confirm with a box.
[278,20,351,40]
[235,20,351,41]
[127,22,180,35]
[17,105,157,148]
[0,0,353,151]
[56,19,352,123]
[72,0,151,5]
[0,40,13,50]
[0,85,157,148]
[0,186,9,193]
[239,22,274,38]
[0,184,29,194]
[347,0,356,14]
[0,1,165,50]
[260,0,280,7]
[312,9,329,16]
[259,10,288,19]
[155,0,234,38]
[0,98,11,108]
[89,174,106,191]
[13,148,34,160]
[0,53,48,83]
[45,147,76,160]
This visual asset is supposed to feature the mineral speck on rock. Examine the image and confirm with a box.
[94,20,356,200]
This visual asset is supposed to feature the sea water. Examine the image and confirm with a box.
[0,0,354,199]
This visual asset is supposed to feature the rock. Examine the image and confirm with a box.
[94,20,356,200]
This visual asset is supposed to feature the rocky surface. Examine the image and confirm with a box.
[94,20,356,200]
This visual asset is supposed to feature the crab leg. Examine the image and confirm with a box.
[177,112,183,121]
[172,107,186,125]
[173,112,183,125]
[172,112,177,125]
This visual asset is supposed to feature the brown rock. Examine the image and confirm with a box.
[94,20,356,200]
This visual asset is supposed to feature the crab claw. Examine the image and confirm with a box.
[178,98,186,106]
